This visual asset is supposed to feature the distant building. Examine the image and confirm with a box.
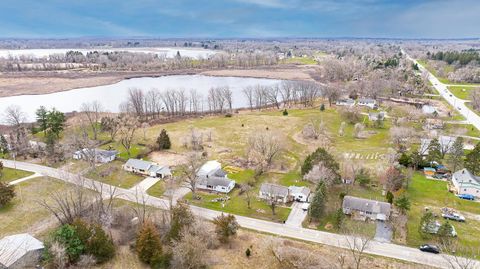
[452,168,480,198]
[0,234,44,269]
[342,196,391,221]
[196,160,235,193]
[73,148,118,163]
[357,98,378,109]
[336,98,355,107]
[123,159,171,178]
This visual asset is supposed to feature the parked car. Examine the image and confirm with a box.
[442,213,465,222]
[301,203,310,212]
[419,244,440,254]
[458,194,475,201]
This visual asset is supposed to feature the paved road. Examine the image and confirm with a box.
[404,51,480,132]
[2,159,478,269]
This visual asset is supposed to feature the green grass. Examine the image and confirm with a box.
[0,167,34,183]
[146,180,166,197]
[281,56,317,65]
[406,173,480,251]
[444,123,480,138]
[100,142,149,160]
[448,86,477,100]
[85,160,144,189]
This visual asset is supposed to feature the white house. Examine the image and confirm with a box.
[357,98,378,109]
[288,186,311,202]
[196,160,235,193]
[123,159,171,178]
[0,234,44,269]
[73,148,118,163]
[336,98,355,107]
[342,196,391,221]
[259,183,290,203]
[451,168,480,198]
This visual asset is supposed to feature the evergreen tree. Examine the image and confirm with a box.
[156,129,171,150]
[320,104,325,111]
[282,109,288,116]
[0,135,8,154]
[308,181,327,220]
[53,224,85,263]
[419,211,435,238]
[426,138,442,164]
[301,147,340,182]
[136,221,163,265]
[394,195,411,213]
[36,106,48,135]
[465,142,480,175]
[437,221,454,238]
[168,202,194,240]
[448,137,464,172]
[355,168,371,187]
[47,109,66,138]
[386,191,394,204]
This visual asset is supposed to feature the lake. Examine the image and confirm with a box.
[0,47,217,59]
[0,75,281,122]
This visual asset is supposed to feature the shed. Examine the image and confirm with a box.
[0,234,44,269]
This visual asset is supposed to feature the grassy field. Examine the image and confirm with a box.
[85,160,144,189]
[100,141,149,160]
[406,173,480,251]
[448,86,477,100]
[0,177,68,237]
[0,167,34,183]
[280,56,317,65]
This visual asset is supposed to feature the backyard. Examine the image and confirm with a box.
[85,160,144,189]
[406,173,480,251]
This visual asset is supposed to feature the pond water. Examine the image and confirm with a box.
[0,75,281,122]
[0,47,217,59]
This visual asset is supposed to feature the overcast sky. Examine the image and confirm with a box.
[1,0,479,38]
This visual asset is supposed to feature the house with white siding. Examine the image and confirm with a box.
[451,168,480,199]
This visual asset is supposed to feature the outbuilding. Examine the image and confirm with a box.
[0,234,44,269]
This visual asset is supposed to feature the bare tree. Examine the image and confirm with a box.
[304,163,337,186]
[440,241,480,269]
[247,131,283,177]
[242,86,255,111]
[3,105,25,127]
[240,183,253,209]
[80,101,104,140]
[128,88,145,118]
[118,115,139,157]
[101,115,121,141]
[178,152,205,197]
[342,224,371,269]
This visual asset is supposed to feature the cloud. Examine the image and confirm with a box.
[232,0,290,8]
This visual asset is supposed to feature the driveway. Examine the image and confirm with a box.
[285,202,307,227]
[374,221,392,243]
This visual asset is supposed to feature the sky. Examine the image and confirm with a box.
[1,0,479,39]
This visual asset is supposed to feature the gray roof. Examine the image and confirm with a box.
[199,176,234,188]
[96,149,118,158]
[453,168,480,185]
[212,168,227,178]
[125,158,152,170]
[0,234,44,267]
[358,98,376,104]
[260,183,289,197]
[288,186,310,196]
[342,196,391,216]
[337,98,355,104]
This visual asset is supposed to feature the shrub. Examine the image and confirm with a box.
[386,191,394,204]
[355,168,371,187]
[283,109,288,116]
[246,248,251,258]
[0,181,15,207]
[213,214,239,244]
[86,223,115,263]
[53,224,85,263]
[333,208,345,230]
[320,104,325,111]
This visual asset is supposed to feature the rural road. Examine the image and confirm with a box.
[404,51,480,132]
[2,158,478,269]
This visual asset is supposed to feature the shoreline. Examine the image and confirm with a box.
[0,66,315,98]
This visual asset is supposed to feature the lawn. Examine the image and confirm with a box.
[85,160,144,189]
[146,180,166,197]
[0,167,34,183]
[444,123,480,138]
[448,86,477,100]
[0,177,68,237]
[100,141,149,160]
[406,173,480,251]
[185,171,291,223]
